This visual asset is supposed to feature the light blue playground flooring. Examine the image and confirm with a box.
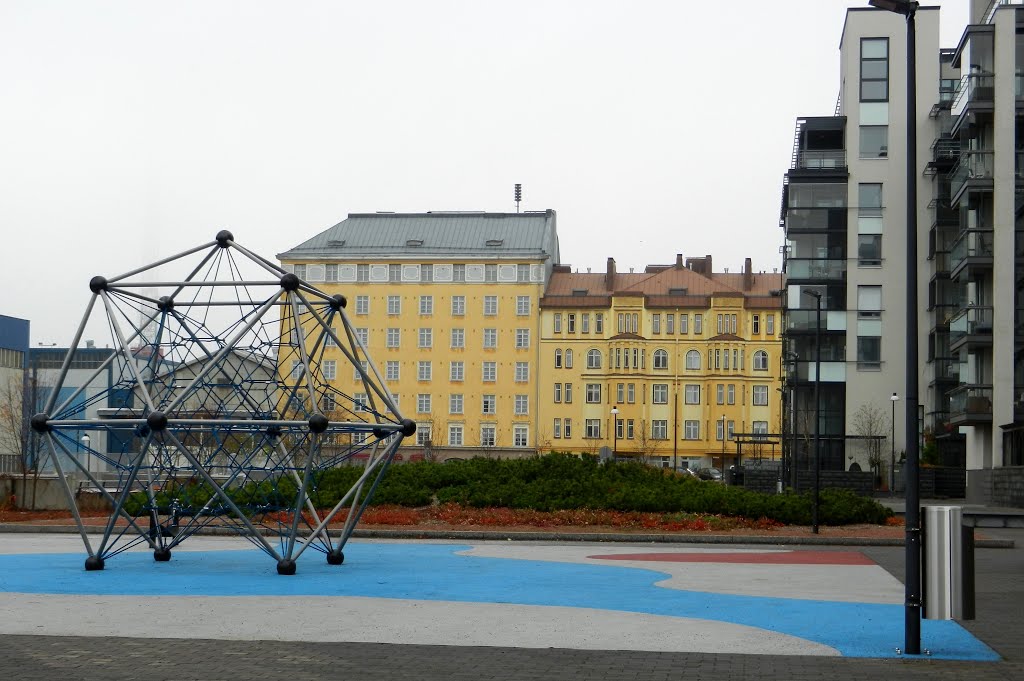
[0,543,998,661]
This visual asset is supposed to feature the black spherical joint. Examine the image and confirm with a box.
[373,427,388,440]
[89,276,108,293]
[30,413,50,433]
[277,559,297,576]
[400,419,417,437]
[147,411,168,432]
[280,272,301,291]
[327,550,345,566]
[329,294,347,311]
[308,413,329,434]
[154,548,172,562]
[157,296,175,312]
[266,425,282,439]
[215,230,234,247]
[84,556,105,571]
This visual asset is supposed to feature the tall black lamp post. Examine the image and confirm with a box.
[869,0,921,655]
[890,392,900,494]
[611,406,619,458]
[801,289,821,534]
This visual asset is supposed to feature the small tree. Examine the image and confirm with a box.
[851,402,887,483]
[0,373,49,509]
[635,419,659,465]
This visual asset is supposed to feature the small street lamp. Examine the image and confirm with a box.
[610,406,619,458]
[80,434,91,474]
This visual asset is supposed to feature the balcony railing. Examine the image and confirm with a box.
[948,384,993,420]
[785,309,842,332]
[949,150,995,199]
[950,229,994,271]
[795,150,846,170]
[931,136,960,163]
[931,358,960,382]
[785,258,846,281]
[949,305,994,346]
[951,73,995,119]
[785,207,846,232]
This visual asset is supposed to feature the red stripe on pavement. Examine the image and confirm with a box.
[587,551,875,565]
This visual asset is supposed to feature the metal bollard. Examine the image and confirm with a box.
[922,505,975,620]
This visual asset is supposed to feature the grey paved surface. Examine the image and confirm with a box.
[1,528,1021,680]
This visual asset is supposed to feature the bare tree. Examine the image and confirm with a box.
[635,419,659,466]
[0,373,48,509]
[850,402,887,483]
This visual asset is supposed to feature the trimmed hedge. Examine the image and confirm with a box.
[126,453,893,526]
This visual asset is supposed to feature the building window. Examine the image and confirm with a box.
[684,384,700,405]
[387,295,401,315]
[717,384,725,405]
[322,392,336,412]
[553,313,562,333]
[482,328,497,349]
[514,394,528,415]
[450,394,464,414]
[448,424,463,446]
[515,329,530,349]
[483,296,498,316]
[516,296,530,316]
[450,361,464,381]
[416,424,431,446]
[388,264,401,282]
[666,315,674,334]
[352,392,369,412]
[321,359,337,380]
[357,264,369,282]
[514,362,529,383]
[587,349,602,369]
[563,418,572,439]
[324,327,338,348]
[685,349,701,370]
[417,361,432,381]
[652,384,668,404]
[553,419,562,439]
[723,349,730,370]
[453,264,466,282]
[752,315,760,335]
[485,264,498,282]
[595,313,604,334]
[581,313,590,333]
[482,394,496,414]
[386,328,400,348]
[513,425,529,448]
[728,420,735,440]
[858,285,883,318]
[517,264,530,282]
[416,394,431,413]
[585,419,601,439]
[420,264,433,282]
[554,383,562,403]
[858,183,883,217]
[451,328,465,348]
[626,419,635,439]
[679,314,688,334]
[480,424,496,447]
[753,385,768,406]
[684,420,699,440]
[451,295,466,316]
[716,419,725,441]
[653,349,668,370]
[694,314,703,335]
[564,383,573,403]
[565,349,573,368]
[652,420,668,440]
[860,125,888,158]
[753,350,769,371]
[386,361,400,381]
[567,313,576,333]
[752,421,769,438]
[727,384,735,405]
[482,362,497,382]
[355,328,369,346]
[717,314,724,334]
[586,383,602,403]
[554,349,562,368]
[860,37,889,102]
[419,295,433,315]
[857,336,882,370]
[627,383,635,404]
[418,328,432,348]
[858,234,882,266]
[352,360,368,381]
[355,295,369,315]
[766,314,775,335]
[652,314,661,334]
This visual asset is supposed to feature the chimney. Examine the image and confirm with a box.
[675,253,684,269]
[743,258,754,291]
[606,257,616,290]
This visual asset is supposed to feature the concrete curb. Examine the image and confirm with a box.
[0,523,1014,548]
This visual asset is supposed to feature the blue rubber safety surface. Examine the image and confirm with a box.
[0,543,998,661]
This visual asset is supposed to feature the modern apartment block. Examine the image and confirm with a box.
[782,1,1023,503]
[539,256,783,471]
[277,211,559,460]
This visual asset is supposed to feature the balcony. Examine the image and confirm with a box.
[951,73,994,130]
[949,305,994,352]
[948,384,993,426]
[949,150,995,204]
[795,150,847,171]
[786,309,845,333]
[930,357,960,384]
[950,229,994,279]
[784,258,846,281]
[784,207,847,233]
[925,136,960,175]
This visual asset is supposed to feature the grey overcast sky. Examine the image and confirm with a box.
[1,0,969,345]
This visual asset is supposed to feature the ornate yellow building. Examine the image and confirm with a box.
[539,255,784,470]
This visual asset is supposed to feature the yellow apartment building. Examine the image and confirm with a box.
[276,211,559,460]
[539,255,784,471]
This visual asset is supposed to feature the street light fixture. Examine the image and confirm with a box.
[869,0,922,655]
[801,289,821,534]
[80,434,91,475]
[891,392,900,494]
[610,406,619,459]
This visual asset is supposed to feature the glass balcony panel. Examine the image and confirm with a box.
[949,150,995,199]
[948,305,994,345]
[951,73,994,119]
[785,259,846,280]
[950,229,994,270]
[796,150,846,170]
[949,385,993,418]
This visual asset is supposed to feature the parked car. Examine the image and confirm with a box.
[696,467,723,482]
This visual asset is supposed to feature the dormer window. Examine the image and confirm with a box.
[572,289,588,296]
[406,239,424,247]
[485,239,504,247]
[669,288,688,295]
